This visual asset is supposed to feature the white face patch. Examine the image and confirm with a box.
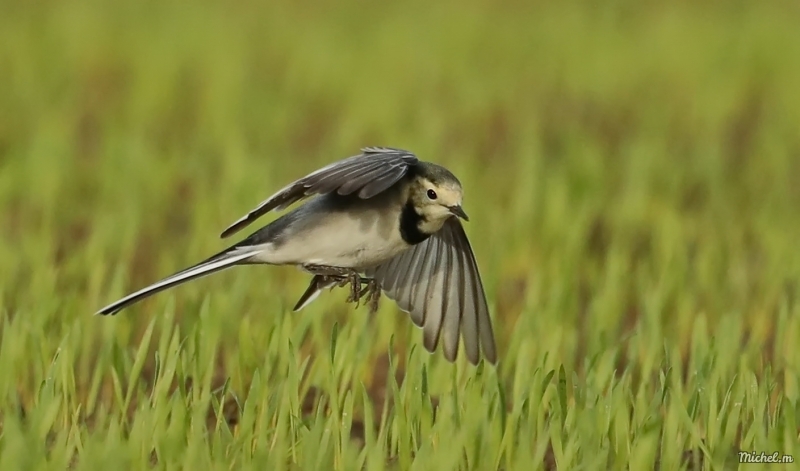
[408,176,466,235]
[419,179,463,209]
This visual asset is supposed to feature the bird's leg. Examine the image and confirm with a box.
[302,264,365,304]
[299,265,381,310]
[349,277,381,313]
[353,278,374,300]
[346,271,363,303]
[303,264,352,276]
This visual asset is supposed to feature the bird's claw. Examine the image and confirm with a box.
[357,278,381,312]
[345,271,362,304]
[301,264,381,311]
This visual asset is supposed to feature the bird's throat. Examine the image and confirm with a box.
[399,201,431,245]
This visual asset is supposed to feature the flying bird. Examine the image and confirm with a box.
[96,147,497,365]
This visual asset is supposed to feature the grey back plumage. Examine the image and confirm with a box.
[220,147,419,239]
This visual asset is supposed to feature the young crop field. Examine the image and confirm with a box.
[1,0,799,469]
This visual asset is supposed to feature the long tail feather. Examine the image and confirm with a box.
[292,275,336,312]
[95,250,260,316]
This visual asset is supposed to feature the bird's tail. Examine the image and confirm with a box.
[292,275,337,312]
[95,248,262,316]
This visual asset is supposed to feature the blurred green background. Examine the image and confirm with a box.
[1,0,800,469]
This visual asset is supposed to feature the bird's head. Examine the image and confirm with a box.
[408,163,469,233]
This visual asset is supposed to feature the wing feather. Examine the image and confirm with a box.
[392,237,424,312]
[456,232,480,365]
[440,226,464,362]
[366,218,497,364]
[359,161,412,198]
[221,148,418,238]
[335,160,388,195]
[403,235,435,326]
[421,239,447,353]
[452,221,497,364]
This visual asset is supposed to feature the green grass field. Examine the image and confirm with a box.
[2,0,800,469]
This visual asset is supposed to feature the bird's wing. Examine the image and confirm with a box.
[220,147,419,238]
[364,218,497,365]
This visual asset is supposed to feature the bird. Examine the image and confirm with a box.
[95,147,498,365]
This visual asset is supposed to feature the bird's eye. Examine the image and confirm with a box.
[426,189,437,200]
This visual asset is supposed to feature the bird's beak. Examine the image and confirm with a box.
[448,205,469,221]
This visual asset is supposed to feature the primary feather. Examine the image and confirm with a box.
[364,218,497,365]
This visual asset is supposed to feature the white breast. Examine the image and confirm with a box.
[250,201,411,270]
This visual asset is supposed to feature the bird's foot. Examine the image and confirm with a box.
[345,271,363,303]
[302,264,373,306]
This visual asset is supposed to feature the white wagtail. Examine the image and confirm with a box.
[96,147,497,365]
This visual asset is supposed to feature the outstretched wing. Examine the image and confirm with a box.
[364,218,497,365]
[221,147,418,238]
